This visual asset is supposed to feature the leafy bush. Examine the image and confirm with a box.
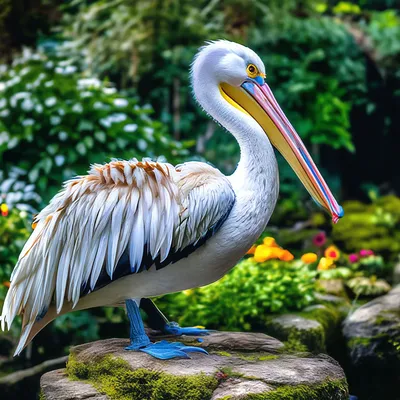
[156,258,316,331]
[346,276,391,297]
[0,49,188,207]
[332,196,400,260]
[0,208,30,300]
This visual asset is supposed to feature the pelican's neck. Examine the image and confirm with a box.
[193,78,278,193]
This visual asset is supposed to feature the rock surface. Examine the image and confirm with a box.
[343,285,400,400]
[40,332,349,400]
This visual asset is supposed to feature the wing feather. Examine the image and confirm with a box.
[1,159,235,349]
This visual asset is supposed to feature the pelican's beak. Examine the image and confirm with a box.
[220,79,343,223]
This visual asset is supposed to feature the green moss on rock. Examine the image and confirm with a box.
[67,354,218,400]
[244,379,349,400]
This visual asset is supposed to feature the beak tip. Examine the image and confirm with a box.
[332,205,344,224]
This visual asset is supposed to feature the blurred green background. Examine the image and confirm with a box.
[0,0,399,399]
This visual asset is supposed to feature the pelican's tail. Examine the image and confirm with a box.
[13,305,61,356]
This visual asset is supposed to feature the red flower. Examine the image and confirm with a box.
[360,249,374,257]
[313,232,327,247]
[349,253,359,263]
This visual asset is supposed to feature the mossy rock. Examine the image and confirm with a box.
[264,314,326,353]
[40,332,349,400]
[343,286,400,399]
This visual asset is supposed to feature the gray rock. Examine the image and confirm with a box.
[41,369,108,400]
[41,332,349,400]
[343,286,400,400]
[393,262,400,286]
[264,314,325,352]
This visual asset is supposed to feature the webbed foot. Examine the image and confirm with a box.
[126,340,208,360]
[163,321,214,336]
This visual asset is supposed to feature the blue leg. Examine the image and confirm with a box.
[125,299,208,359]
[139,298,214,337]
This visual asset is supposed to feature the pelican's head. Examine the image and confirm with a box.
[192,40,343,223]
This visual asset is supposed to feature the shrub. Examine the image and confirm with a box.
[156,258,316,332]
[0,49,188,208]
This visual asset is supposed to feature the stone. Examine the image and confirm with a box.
[343,285,400,400]
[264,314,325,353]
[40,332,349,400]
[393,262,400,286]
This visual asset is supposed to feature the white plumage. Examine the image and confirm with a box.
[2,159,234,351]
[1,40,342,356]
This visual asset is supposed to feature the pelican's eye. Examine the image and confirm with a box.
[246,63,258,79]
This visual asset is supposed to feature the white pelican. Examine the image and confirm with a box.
[1,40,343,359]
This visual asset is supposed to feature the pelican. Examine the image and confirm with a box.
[1,40,343,359]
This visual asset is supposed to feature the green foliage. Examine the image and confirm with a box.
[0,49,187,207]
[0,209,30,299]
[157,258,316,331]
[318,267,353,280]
[346,276,391,297]
[67,354,218,400]
[332,196,400,260]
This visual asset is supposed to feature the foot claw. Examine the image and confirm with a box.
[163,322,214,336]
[137,340,208,360]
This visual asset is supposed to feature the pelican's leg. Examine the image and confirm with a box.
[140,298,214,336]
[125,298,208,359]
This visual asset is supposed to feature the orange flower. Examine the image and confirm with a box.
[301,253,318,264]
[324,245,340,261]
[0,203,8,217]
[254,245,284,262]
[279,250,294,261]
[246,245,257,255]
[3,281,10,288]
[263,237,279,247]
[317,257,334,271]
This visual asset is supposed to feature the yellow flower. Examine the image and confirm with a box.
[317,257,334,271]
[263,237,279,247]
[254,245,284,262]
[301,253,318,264]
[324,245,340,261]
[0,203,8,217]
[246,245,257,255]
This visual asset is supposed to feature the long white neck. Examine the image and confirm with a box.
[192,72,279,239]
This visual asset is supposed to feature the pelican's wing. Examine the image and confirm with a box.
[1,159,235,342]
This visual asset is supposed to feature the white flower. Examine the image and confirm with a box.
[0,131,10,145]
[0,98,6,108]
[22,118,35,126]
[45,97,57,107]
[78,78,101,89]
[0,109,9,117]
[10,92,30,107]
[58,131,68,141]
[80,91,93,98]
[113,98,128,107]
[107,113,127,123]
[93,101,104,109]
[137,139,148,151]
[50,115,61,125]
[123,124,138,133]
[45,81,54,88]
[99,118,112,128]
[58,108,65,116]
[35,104,43,113]
[65,65,77,74]
[0,65,7,74]
[21,98,34,111]
[20,67,30,76]
[72,103,83,113]
[143,127,154,135]
[55,67,63,74]
[55,155,65,166]
[0,82,5,91]
[103,87,117,95]
[45,61,54,69]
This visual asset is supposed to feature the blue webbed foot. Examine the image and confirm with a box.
[163,321,214,336]
[137,340,208,360]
